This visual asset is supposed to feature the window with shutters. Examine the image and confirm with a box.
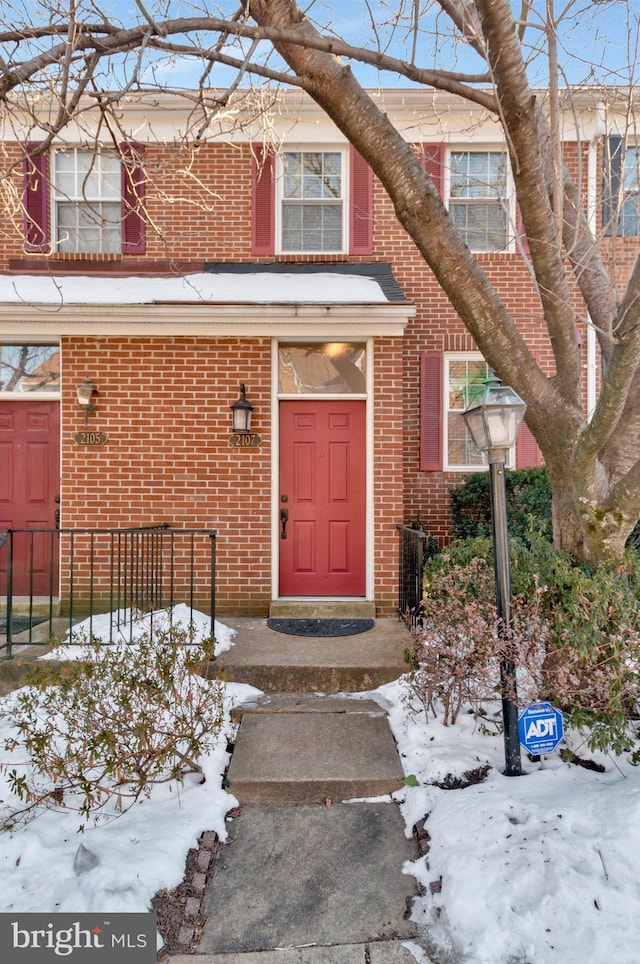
[277,149,347,253]
[444,354,516,471]
[22,142,146,255]
[52,149,122,254]
[448,150,510,252]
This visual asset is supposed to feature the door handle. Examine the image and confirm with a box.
[280,507,289,539]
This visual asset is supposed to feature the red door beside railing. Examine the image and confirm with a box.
[0,400,60,596]
[279,400,366,597]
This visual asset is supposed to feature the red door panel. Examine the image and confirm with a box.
[0,401,60,596]
[279,400,366,596]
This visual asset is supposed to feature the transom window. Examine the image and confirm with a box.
[278,343,366,394]
[0,344,60,394]
[449,151,509,252]
[53,149,121,253]
[279,151,344,252]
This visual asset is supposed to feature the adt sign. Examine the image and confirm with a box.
[518,702,564,755]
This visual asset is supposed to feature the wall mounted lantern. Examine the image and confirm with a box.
[462,375,527,777]
[231,383,253,434]
[76,377,98,427]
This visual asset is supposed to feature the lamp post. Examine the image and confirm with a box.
[462,376,527,777]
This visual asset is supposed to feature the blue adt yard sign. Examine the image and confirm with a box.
[518,702,564,755]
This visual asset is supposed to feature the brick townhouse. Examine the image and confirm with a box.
[0,88,632,616]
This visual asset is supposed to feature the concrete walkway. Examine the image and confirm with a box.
[166,616,428,964]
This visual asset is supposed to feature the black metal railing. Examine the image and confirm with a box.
[397,524,426,626]
[0,526,217,657]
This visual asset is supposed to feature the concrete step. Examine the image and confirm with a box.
[230,693,386,723]
[196,804,418,955]
[167,940,423,962]
[213,617,411,693]
[269,601,376,619]
[226,697,404,804]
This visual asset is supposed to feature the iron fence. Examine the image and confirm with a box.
[0,526,217,657]
[397,524,426,626]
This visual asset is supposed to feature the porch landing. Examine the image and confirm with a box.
[211,616,412,693]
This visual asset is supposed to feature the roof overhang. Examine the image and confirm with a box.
[0,301,414,337]
[0,268,414,337]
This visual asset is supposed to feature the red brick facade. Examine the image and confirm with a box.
[0,92,619,615]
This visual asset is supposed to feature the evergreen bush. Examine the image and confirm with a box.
[1,622,225,831]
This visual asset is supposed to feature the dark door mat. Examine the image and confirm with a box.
[0,616,48,635]
[266,618,375,637]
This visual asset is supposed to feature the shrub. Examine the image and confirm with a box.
[406,535,640,754]
[450,467,552,543]
[449,466,640,550]
[405,552,547,725]
[1,622,226,831]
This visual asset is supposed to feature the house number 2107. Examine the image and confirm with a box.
[229,433,262,447]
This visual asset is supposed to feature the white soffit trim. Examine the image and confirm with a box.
[0,272,414,335]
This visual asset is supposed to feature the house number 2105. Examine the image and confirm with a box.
[74,431,108,446]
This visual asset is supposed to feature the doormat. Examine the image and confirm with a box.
[0,616,48,635]
[267,618,375,637]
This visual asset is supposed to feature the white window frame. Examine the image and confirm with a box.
[620,144,640,236]
[0,341,61,399]
[444,147,515,254]
[51,147,121,255]
[444,352,515,472]
[275,146,348,255]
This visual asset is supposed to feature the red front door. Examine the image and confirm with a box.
[0,401,60,595]
[279,400,366,596]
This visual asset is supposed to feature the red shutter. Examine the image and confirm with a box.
[421,143,445,198]
[516,421,542,467]
[251,144,275,256]
[22,142,49,253]
[516,352,542,467]
[420,353,443,472]
[349,144,373,254]
[120,142,146,254]
[515,205,530,255]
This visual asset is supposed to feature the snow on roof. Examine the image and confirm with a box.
[0,271,393,306]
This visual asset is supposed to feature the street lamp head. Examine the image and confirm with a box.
[462,375,527,461]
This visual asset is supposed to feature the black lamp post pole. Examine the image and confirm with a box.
[488,451,522,777]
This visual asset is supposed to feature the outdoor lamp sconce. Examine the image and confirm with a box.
[76,377,98,428]
[231,383,253,434]
[462,375,527,778]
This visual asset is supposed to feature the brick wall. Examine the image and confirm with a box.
[60,334,405,615]
[3,132,635,605]
[61,336,272,615]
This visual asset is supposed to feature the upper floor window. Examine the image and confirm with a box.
[251,143,372,256]
[618,145,640,235]
[448,150,509,252]
[279,150,345,253]
[53,149,121,254]
[22,141,146,255]
[602,135,640,237]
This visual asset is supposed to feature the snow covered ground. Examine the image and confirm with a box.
[1,609,639,963]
